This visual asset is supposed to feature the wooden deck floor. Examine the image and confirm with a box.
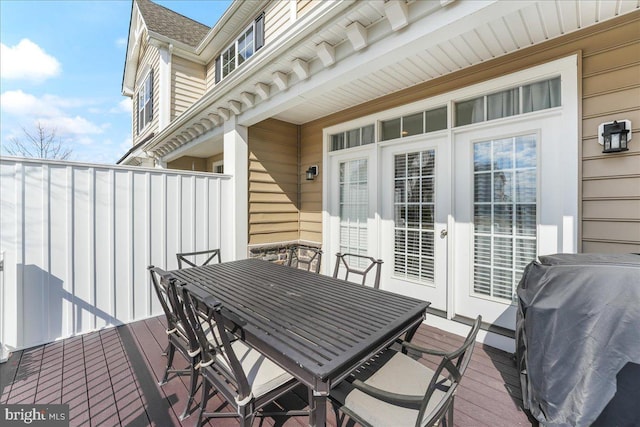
[0,317,532,426]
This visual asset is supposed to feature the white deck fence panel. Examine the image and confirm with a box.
[0,157,232,352]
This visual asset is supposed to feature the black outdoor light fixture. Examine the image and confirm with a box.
[306,165,318,180]
[600,120,631,153]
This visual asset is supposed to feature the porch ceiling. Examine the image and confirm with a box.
[152,0,639,162]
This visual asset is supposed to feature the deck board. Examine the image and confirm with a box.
[0,317,532,426]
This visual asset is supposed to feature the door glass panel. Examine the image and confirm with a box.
[339,159,368,268]
[393,150,436,283]
[473,135,537,302]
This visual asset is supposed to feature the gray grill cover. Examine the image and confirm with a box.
[516,253,640,426]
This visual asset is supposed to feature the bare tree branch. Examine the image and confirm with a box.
[3,121,73,160]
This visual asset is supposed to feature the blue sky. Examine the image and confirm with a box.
[0,0,231,164]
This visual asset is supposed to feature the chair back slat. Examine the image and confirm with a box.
[177,248,221,269]
[287,244,323,273]
[333,252,383,288]
[149,266,179,331]
[418,315,482,426]
[181,284,253,400]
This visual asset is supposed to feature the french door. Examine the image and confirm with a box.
[380,137,450,311]
[326,150,378,285]
[453,114,574,330]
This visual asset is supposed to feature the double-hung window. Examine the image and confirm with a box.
[215,13,264,83]
[137,70,153,133]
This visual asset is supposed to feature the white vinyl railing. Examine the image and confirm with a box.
[0,157,232,352]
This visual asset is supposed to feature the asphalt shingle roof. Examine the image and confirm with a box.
[136,0,210,48]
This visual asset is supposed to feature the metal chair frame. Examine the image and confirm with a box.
[331,316,482,427]
[181,283,309,427]
[176,248,221,269]
[287,244,323,273]
[148,266,201,419]
[333,252,383,288]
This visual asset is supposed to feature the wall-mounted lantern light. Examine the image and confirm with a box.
[306,165,318,181]
[598,120,632,153]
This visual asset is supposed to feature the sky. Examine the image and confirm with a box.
[0,0,232,164]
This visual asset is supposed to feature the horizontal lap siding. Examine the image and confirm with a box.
[299,11,640,253]
[248,119,299,245]
[300,122,323,243]
[296,0,320,18]
[265,0,291,43]
[171,56,205,121]
[581,15,640,253]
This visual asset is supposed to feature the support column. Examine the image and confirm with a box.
[223,116,249,260]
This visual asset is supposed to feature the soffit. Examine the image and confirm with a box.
[148,0,639,161]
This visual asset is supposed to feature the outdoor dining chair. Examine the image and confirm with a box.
[180,283,309,427]
[330,315,481,427]
[176,248,221,269]
[287,244,323,273]
[333,252,383,288]
[148,266,202,420]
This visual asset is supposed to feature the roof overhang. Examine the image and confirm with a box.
[136,0,639,161]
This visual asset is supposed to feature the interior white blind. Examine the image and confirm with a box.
[339,159,368,267]
[473,135,537,301]
[393,150,436,283]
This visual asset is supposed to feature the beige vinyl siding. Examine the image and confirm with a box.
[296,0,320,18]
[205,58,216,92]
[171,56,206,121]
[580,15,640,253]
[248,119,299,245]
[264,0,291,44]
[167,156,208,172]
[133,37,159,146]
[299,122,323,243]
[299,11,640,253]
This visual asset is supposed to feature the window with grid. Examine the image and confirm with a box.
[137,70,153,133]
[473,135,537,302]
[393,151,436,283]
[215,13,264,83]
[339,159,369,268]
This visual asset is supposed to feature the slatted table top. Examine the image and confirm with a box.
[171,258,429,389]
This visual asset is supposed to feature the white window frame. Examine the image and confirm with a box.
[219,21,257,80]
[137,70,153,132]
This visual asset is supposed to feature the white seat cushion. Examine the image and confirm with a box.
[216,340,294,398]
[332,351,450,427]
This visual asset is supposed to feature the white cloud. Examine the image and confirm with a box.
[115,37,127,48]
[1,90,61,116]
[111,98,132,114]
[1,39,61,82]
[39,116,103,136]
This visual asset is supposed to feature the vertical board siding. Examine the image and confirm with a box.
[171,56,206,121]
[248,119,299,245]
[298,11,640,253]
[0,158,229,351]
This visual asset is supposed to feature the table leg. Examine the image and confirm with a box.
[308,389,328,427]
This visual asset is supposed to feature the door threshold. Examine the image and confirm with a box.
[424,314,515,354]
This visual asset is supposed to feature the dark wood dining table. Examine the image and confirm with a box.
[170,258,430,427]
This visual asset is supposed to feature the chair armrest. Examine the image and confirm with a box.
[399,340,449,357]
[350,379,423,407]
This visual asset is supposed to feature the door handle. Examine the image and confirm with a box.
[440,229,448,239]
